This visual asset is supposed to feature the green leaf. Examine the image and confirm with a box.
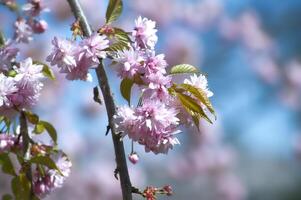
[105,40,129,52]
[0,154,16,176]
[42,65,55,80]
[33,122,45,134]
[0,31,5,47]
[114,28,131,43]
[169,64,199,75]
[33,61,55,80]
[106,0,123,24]
[25,111,39,124]
[30,155,62,175]
[2,194,13,200]
[177,93,212,124]
[180,83,216,119]
[38,121,57,144]
[7,70,17,77]
[11,174,31,200]
[120,78,134,105]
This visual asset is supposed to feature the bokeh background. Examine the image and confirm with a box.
[1,0,301,199]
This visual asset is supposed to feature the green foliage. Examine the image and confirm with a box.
[24,111,39,125]
[2,194,13,200]
[33,120,57,144]
[0,154,16,176]
[39,121,57,144]
[106,0,123,24]
[169,64,199,75]
[180,83,216,119]
[30,155,62,175]
[11,174,31,200]
[42,65,56,80]
[0,116,11,133]
[33,61,55,80]
[0,31,5,47]
[169,83,216,129]
[7,70,17,77]
[120,78,134,105]
[105,28,131,52]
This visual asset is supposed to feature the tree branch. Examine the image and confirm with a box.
[19,111,34,199]
[66,0,133,199]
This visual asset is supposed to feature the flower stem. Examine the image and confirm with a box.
[65,0,133,199]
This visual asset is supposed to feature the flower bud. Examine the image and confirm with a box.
[163,185,173,196]
[128,153,139,164]
[30,19,48,34]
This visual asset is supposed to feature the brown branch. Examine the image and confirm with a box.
[65,0,133,199]
[19,111,34,199]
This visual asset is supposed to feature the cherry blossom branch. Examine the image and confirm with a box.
[19,111,34,199]
[66,0,133,199]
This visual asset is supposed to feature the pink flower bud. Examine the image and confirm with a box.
[128,153,139,164]
[31,19,48,34]
[163,185,173,196]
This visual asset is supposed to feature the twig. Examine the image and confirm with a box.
[66,0,133,199]
[19,111,34,199]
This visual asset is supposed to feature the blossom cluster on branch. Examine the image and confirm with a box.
[0,1,71,199]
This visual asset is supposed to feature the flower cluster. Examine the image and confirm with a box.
[15,0,48,42]
[113,17,214,154]
[47,34,109,81]
[0,57,45,110]
[33,151,72,198]
[0,134,17,153]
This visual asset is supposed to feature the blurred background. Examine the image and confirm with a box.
[1,0,301,199]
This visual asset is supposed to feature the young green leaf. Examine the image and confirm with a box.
[120,78,134,105]
[7,70,17,77]
[105,40,129,52]
[11,174,31,200]
[33,123,45,134]
[42,65,55,80]
[0,31,5,47]
[33,61,55,80]
[0,154,16,176]
[2,194,13,200]
[30,156,62,175]
[106,0,123,24]
[38,121,57,144]
[169,64,199,75]
[24,111,39,124]
[114,28,131,43]
[177,93,212,124]
[180,83,216,119]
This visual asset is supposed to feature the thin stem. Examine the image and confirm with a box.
[19,111,34,199]
[65,0,133,199]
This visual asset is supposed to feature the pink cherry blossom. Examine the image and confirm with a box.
[11,57,45,107]
[0,42,19,72]
[47,37,77,73]
[14,18,33,43]
[0,73,17,107]
[0,134,17,153]
[33,151,72,198]
[114,48,144,79]
[133,16,158,50]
